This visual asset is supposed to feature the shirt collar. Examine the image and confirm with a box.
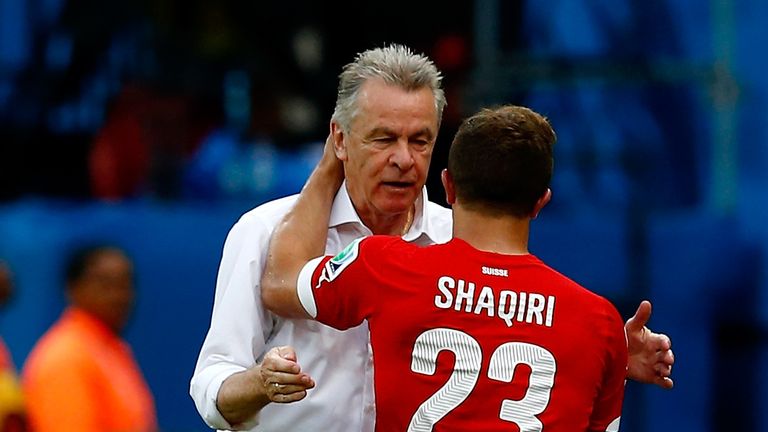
[328,180,443,244]
[328,180,363,228]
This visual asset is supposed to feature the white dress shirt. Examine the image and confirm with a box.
[190,182,452,431]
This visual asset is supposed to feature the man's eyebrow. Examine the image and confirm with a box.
[364,127,435,140]
[365,127,396,137]
[414,128,435,141]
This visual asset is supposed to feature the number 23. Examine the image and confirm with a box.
[408,328,557,432]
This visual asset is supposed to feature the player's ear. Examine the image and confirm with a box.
[531,188,552,219]
[331,122,348,162]
[441,169,456,205]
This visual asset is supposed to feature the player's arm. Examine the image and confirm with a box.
[624,300,674,389]
[262,131,344,318]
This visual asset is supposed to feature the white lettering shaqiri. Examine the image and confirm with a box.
[434,276,555,327]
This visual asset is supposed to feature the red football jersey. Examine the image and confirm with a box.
[297,236,627,432]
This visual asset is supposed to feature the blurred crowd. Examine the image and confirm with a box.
[0,0,473,204]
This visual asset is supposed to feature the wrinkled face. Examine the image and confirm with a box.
[338,79,439,220]
[70,250,135,333]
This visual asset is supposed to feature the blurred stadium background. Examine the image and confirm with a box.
[1,0,766,430]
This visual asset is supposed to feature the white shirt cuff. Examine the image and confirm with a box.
[191,363,261,430]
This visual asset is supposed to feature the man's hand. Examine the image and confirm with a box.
[260,346,316,403]
[217,346,315,426]
[625,300,674,389]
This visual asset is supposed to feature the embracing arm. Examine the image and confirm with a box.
[262,132,344,318]
[625,300,674,389]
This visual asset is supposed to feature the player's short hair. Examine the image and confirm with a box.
[448,105,556,217]
[332,43,446,133]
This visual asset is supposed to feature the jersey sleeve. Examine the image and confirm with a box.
[296,236,395,330]
[588,299,629,432]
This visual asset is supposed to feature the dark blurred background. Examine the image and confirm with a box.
[1,0,766,430]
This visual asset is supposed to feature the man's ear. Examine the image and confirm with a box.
[531,188,552,219]
[331,122,348,161]
[441,169,456,205]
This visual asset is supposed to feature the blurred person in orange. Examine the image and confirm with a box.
[22,246,156,432]
[0,261,27,432]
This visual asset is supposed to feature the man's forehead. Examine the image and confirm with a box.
[358,79,435,102]
[352,83,438,134]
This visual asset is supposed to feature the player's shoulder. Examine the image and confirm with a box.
[361,235,411,251]
[354,235,421,264]
[534,260,622,320]
[571,285,624,326]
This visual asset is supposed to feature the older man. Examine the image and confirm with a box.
[191,44,673,431]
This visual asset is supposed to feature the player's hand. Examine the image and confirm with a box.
[320,131,344,184]
[260,346,316,403]
[625,300,674,389]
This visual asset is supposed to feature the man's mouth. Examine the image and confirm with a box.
[382,181,413,189]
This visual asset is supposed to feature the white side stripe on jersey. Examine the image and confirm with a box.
[297,256,325,318]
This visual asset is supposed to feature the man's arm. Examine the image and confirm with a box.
[191,190,321,427]
[262,132,344,317]
[625,300,675,389]
[216,346,315,426]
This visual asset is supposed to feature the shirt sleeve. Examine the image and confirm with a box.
[189,214,276,430]
[296,236,392,331]
[588,300,629,432]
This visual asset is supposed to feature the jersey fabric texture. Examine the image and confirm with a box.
[298,236,627,432]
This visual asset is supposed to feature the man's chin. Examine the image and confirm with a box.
[376,193,418,214]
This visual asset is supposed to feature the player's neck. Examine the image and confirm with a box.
[452,206,530,255]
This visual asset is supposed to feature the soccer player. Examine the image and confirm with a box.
[262,105,629,430]
[191,44,672,431]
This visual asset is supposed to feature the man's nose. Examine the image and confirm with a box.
[389,139,415,170]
